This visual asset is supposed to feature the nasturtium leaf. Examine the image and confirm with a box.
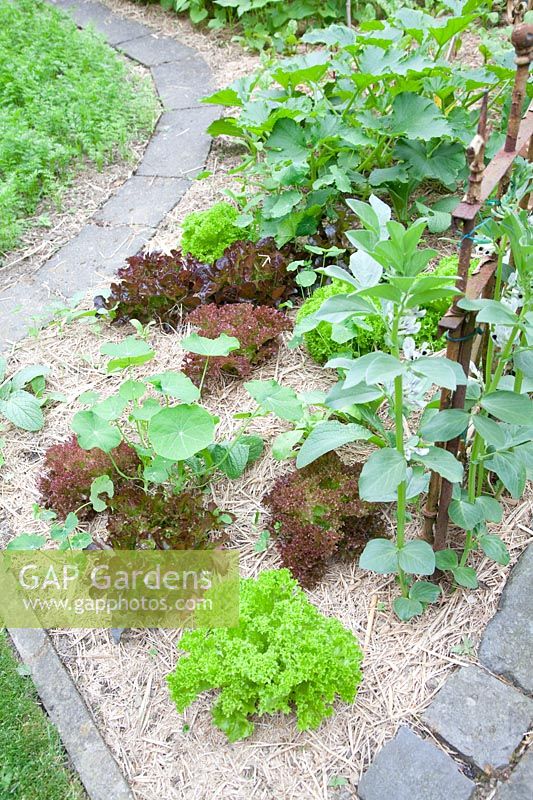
[296,421,372,468]
[66,532,93,550]
[147,372,200,402]
[434,548,458,571]
[90,475,114,512]
[0,390,44,431]
[420,409,469,442]
[92,395,128,422]
[118,380,146,402]
[129,398,161,421]
[359,538,399,574]
[71,411,122,453]
[397,540,435,575]
[393,597,424,621]
[359,448,406,502]
[409,581,440,604]
[415,446,463,483]
[148,405,215,461]
[143,456,173,484]
[6,533,46,551]
[101,337,154,372]
[181,333,240,358]
[296,270,318,288]
[452,565,478,589]
[478,534,510,566]
[481,391,533,425]
[78,390,100,406]
[245,380,304,422]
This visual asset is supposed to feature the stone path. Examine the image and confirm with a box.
[358,543,533,800]
[0,0,218,350]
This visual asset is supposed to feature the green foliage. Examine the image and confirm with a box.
[0,0,157,255]
[180,202,248,263]
[297,255,467,364]
[0,631,85,799]
[204,7,513,243]
[0,360,49,432]
[167,568,363,741]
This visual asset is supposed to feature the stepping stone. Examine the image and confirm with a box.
[422,665,533,772]
[479,543,533,695]
[152,58,213,110]
[118,33,195,66]
[137,108,219,178]
[357,727,475,800]
[94,176,189,227]
[62,0,149,45]
[494,747,533,800]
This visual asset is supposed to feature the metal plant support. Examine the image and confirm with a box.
[423,22,533,549]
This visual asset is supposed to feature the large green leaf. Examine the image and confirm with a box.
[389,93,450,139]
[296,421,371,468]
[71,411,122,452]
[359,448,407,502]
[0,390,44,431]
[485,451,527,499]
[395,140,463,188]
[472,415,507,449]
[415,446,463,483]
[148,405,215,461]
[449,498,484,531]
[147,372,200,402]
[10,365,49,390]
[481,391,533,425]
[359,538,399,574]
[265,118,308,162]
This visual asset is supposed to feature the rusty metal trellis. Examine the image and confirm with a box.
[423,23,533,549]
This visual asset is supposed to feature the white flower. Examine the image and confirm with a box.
[404,435,430,461]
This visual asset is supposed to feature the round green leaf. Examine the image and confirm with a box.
[147,372,200,402]
[409,581,441,604]
[148,405,215,461]
[420,409,469,442]
[72,411,122,452]
[393,597,424,621]
[6,533,46,551]
[181,333,240,357]
[434,548,458,571]
[359,448,407,502]
[100,336,154,372]
[451,565,478,589]
[478,534,510,566]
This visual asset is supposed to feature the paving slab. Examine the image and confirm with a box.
[422,665,533,772]
[479,543,533,695]
[8,628,133,800]
[357,727,475,800]
[118,33,196,66]
[151,57,213,109]
[62,0,149,45]
[494,747,533,800]
[137,108,219,178]
[0,224,151,350]
[94,176,189,227]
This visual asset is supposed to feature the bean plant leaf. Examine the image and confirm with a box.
[485,451,526,499]
[457,298,520,325]
[452,565,478,589]
[72,411,122,452]
[420,409,469,442]
[0,390,44,431]
[393,597,424,621]
[449,498,484,531]
[359,448,406,502]
[296,421,372,468]
[478,533,510,565]
[481,391,533,425]
[148,405,215,461]
[409,581,440,604]
[472,415,507,449]
[359,538,399,574]
[435,548,458,571]
[397,540,435,575]
[415,446,463,483]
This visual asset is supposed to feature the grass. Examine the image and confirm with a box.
[0,630,86,799]
[0,0,158,256]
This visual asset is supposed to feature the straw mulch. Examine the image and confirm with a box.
[1,308,531,800]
